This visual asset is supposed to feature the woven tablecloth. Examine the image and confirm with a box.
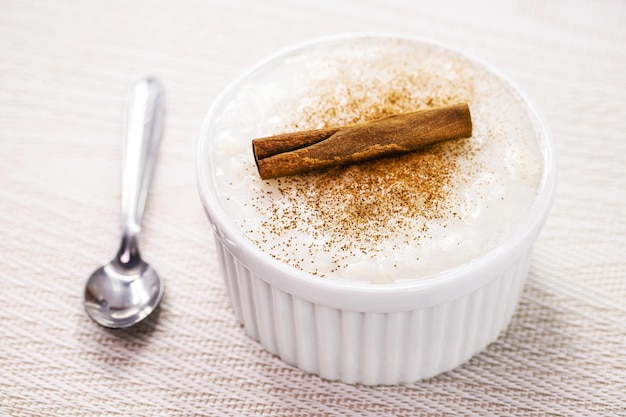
[1,1,625,415]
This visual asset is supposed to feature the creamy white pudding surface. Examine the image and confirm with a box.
[208,37,544,283]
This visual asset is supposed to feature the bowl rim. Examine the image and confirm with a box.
[196,33,557,311]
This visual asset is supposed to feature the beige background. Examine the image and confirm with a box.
[1,0,625,415]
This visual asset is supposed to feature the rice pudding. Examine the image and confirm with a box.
[208,37,543,284]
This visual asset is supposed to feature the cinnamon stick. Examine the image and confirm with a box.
[253,103,472,179]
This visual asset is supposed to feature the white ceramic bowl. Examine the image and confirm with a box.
[197,34,557,385]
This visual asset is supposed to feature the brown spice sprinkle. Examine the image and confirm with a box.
[248,55,479,275]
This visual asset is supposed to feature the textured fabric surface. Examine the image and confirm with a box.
[1,0,625,415]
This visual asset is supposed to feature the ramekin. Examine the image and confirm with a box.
[196,34,557,385]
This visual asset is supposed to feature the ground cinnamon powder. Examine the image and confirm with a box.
[246,57,480,276]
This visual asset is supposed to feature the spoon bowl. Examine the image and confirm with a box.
[84,249,163,329]
[84,77,165,329]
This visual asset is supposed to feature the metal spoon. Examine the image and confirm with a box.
[84,77,165,329]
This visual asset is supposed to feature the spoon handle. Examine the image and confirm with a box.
[120,77,165,244]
